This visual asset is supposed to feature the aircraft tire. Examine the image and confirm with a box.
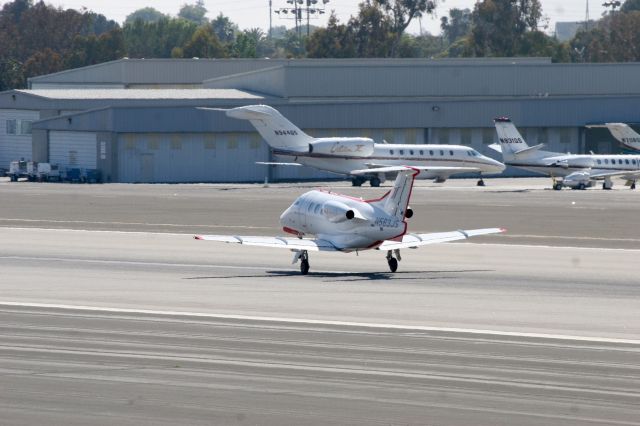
[387,257,398,273]
[370,177,381,187]
[300,259,310,275]
[553,183,563,190]
[578,183,586,190]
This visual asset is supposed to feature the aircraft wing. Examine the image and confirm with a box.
[378,228,505,250]
[256,161,303,166]
[351,166,479,175]
[194,235,338,251]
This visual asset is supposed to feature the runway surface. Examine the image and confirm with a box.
[1,178,639,424]
[2,303,639,426]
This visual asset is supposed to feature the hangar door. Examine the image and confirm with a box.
[49,131,97,169]
[117,133,269,183]
[0,109,39,167]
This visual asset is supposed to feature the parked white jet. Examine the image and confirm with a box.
[203,105,504,187]
[587,122,640,152]
[490,118,640,190]
[195,167,504,274]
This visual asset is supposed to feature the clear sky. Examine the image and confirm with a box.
[19,0,606,36]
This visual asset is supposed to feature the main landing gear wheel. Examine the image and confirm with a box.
[386,249,400,272]
[370,177,381,187]
[553,182,563,190]
[299,250,310,275]
[477,178,485,187]
[631,182,636,190]
[351,176,365,187]
[387,257,398,272]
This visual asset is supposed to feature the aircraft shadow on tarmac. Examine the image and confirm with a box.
[184,269,493,282]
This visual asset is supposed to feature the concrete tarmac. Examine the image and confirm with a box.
[1,178,639,425]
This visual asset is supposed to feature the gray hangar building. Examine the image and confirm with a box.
[1,57,639,183]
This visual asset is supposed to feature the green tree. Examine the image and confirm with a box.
[123,17,198,58]
[467,0,543,57]
[621,0,640,12]
[440,8,471,44]
[0,0,118,89]
[233,28,267,58]
[211,13,238,44]
[571,11,640,62]
[275,29,306,58]
[306,13,356,58]
[374,0,438,56]
[181,26,226,58]
[65,28,125,68]
[23,47,64,78]
[349,1,394,57]
[125,7,168,25]
[397,33,445,57]
[178,0,208,25]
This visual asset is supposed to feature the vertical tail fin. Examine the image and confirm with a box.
[493,117,530,160]
[604,123,640,151]
[368,167,419,221]
[225,105,313,151]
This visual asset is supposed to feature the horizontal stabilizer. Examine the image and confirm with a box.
[256,162,303,166]
[378,228,505,250]
[513,143,546,156]
[196,107,229,112]
[488,143,502,153]
[351,165,478,175]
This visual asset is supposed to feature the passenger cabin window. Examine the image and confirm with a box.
[419,150,424,155]
[429,150,434,156]
[409,150,414,155]
[390,150,394,155]
[399,150,404,155]
[597,159,602,165]
[619,159,623,165]
[626,159,630,165]
[604,159,609,164]
[439,150,444,156]
[633,160,638,165]
[449,150,454,156]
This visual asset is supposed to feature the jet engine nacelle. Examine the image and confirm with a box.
[309,138,375,158]
[322,200,365,223]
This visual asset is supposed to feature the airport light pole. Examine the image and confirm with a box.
[274,0,329,38]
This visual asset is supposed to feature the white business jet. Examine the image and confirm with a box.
[203,105,504,187]
[490,118,640,190]
[195,166,504,275]
[587,122,640,152]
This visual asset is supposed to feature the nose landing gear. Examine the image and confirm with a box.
[386,249,401,272]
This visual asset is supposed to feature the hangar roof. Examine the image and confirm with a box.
[204,61,640,99]
[27,57,551,88]
[16,88,263,100]
[0,88,268,111]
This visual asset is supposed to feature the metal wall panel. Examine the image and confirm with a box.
[116,132,271,183]
[49,131,97,169]
[0,109,39,167]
